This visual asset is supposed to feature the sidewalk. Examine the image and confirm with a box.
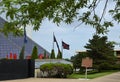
[89,72,120,82]
[1,72,120,82]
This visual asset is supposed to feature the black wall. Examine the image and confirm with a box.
[0,59,34,80]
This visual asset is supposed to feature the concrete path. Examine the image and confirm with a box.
[89,72,120,82]
[1,72,120,82]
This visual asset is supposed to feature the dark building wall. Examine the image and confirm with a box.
[0,59,34,80]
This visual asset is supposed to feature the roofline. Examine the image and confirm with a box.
[76,49,120,52]
[0,17,50,55]
[114,49,120,51]
[27,36,50,54]
[76,50,86,53]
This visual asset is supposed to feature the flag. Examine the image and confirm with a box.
[62,41,70,50]
[53,34,60,51]
[24,27,27,43]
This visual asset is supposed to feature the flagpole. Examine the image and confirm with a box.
[23,26,26,59]
[52,32,54,50]
[52,38,54,50]
[61,40,63,58]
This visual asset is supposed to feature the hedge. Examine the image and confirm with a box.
[40,63,73,78]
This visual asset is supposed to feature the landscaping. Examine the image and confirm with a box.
[67,70,119,79]
[40,63,73,78]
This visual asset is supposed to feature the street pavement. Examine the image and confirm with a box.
[1,72,120,82]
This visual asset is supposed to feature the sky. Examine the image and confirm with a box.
[30,1,120,59]
[30,19,120,59]
[31,20,95,59]
[1,0,120,59]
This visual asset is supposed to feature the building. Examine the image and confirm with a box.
[76,50,120,63]
[114,50,120,64]
[76,50,86,54]
[0,17,50,59]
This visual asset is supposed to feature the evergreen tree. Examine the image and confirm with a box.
[44,50,46,59]
[84,35,116,71]
[31,46,38,59]
[71,52,87,73]
[19,45,25,59]
[57,51,62,59]
[50,49,55,59]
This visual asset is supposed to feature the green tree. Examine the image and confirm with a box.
[31,46,38,59]
[71,52,87,73]
[84,35,116,71]
[44,50,46,59]
[57,51,62,59]
[50,49,55,59]
[19,45,25,59]
[0,0,119,34]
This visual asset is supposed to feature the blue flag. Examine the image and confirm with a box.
[24,27,27,43]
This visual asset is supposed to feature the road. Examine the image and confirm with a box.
[1,72,120,82]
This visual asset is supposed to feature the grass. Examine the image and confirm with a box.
[67,70,119,79]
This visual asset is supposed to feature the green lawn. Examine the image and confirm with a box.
[67,71,119,79]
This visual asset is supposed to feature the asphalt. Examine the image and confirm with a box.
[1,72,120,82]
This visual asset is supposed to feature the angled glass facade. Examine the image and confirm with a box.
[0,17,50,59]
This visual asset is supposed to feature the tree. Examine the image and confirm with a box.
[31,46,38,59]
[71,52,87,73]
[84,35,116,71]
[0,0,119,34]
[57,51,62,59]
[19,45,25,59]
[43,50,46,59]
[50,49,55,59]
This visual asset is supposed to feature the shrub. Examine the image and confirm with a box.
[50,49,55,59]
[99,63,112,70]
[55,63,73,78]
[19,46,25,59]
[57,51,62,59]
[40,63,56,77]
[31,46,38,59]
[0,58,8,60]
[40,63,73,78]
[110,64,120,70]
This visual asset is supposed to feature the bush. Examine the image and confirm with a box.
[55,63,73,78]
[0,58,8,60]
[94,62,119,72]
[19,46,25,59]
[40,63,73,78]
[99,63,112,70]
[50,49,55,59]
[110,64,120,70]
[31,46,38,59]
